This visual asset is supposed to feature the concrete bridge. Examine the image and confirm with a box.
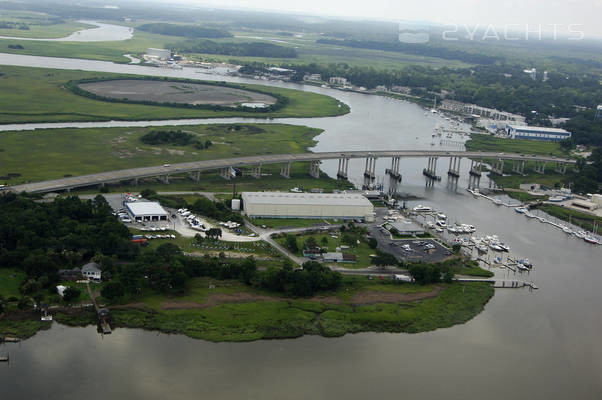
[8,150,576,194]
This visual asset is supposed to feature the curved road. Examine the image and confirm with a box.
[9,149,575,194]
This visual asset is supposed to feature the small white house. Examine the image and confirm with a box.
[82,262,102,281]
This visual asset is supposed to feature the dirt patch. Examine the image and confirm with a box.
[350,286,444,306]
[162,293,279,310]
[307,295,344,305]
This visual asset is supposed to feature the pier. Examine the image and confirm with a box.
[86,282,111,334]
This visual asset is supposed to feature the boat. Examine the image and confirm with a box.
[489,243,504,252]
[561,226,574,235]
[493,198,502,205]
[498,243,510,252]
[436,220,447,228]
[518,259,533,268]
[514,207,528,214]
[412,205,432,212]
[493,257,502,264]
[435,227,444,233]
[476,244,488,253]
[516,263,530,271]
[548,196,566,202]
[584,236,601,244]
[575,231,587,239]
[437,213,447,220]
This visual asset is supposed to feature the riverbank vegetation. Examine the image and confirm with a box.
[0,123,322,185]
[533,205,602,233]
[0,66,349,124]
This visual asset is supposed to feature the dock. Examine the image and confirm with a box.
[0,355,8,362]
[457,278,538,289]
[86,282,111,334]
[0,336,20,343]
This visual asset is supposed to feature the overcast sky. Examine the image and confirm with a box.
[182,0,602,37]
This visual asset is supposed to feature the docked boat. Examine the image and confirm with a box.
[476,244,488,253]
[412,205,432,212]
[489,243,504,252]
[575,231,587,239]
[498,243,510,252]
[584,236,601,244]
[514,207,528,214]
[561,226,574,235]
[518,259,533,269]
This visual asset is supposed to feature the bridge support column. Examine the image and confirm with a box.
[280,162,291,179]
[534,161,546,175]
[133,177,139,186]
[337,157,349,180]
[220,167,232,180]
[423,156,440,180]
[448,156,461,177]
[512,160,526,175]
[554,162,567,174]
[161,175,170,184]
[363,157,377,187]
[189,171,201,182]
[309,160,321,179]
[491,158,505,175]
[385,157,402,196]
[250,164,262,179]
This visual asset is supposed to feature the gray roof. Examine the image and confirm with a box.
[242,192,372,207]
[126,201,168,216]
[82,262,101,273]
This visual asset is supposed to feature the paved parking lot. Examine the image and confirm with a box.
[369,225,452,263]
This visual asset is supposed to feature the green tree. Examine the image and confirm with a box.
[285,234,299,253]
[320,236,329,246]
[368,237,378,249]
[304,237,318,249]
[101,281,125,301]
[62,287,81,302]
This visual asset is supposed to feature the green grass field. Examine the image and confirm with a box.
[465,134,568,157]
[247,217,339,229]
[275,231,376,268]
[0,123,327,184]
[0,66,349,124]
[0,20,93,39]
[105,278,494,341]
[0,268,26,298]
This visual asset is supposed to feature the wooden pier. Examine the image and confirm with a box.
[457,278,538,289]
[86,282,111,334]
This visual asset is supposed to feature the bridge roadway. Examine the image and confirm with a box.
[9,150,575,194]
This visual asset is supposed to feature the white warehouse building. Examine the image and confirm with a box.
[505,125,571,142]
[242,192,374,222]
[126,202,169,222]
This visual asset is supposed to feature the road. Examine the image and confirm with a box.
[10,149,575,194]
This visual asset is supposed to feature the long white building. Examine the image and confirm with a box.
[126,202,169,222]
[242,192,374,221]
[506,125,572,142]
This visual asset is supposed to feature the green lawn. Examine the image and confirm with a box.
[248,217,339,229]
[0,268,26,298]
[492,173,570,190]
[0,123,327,184]
[275,231,377,268]
[0,66,349,124]
[465,134,568,157]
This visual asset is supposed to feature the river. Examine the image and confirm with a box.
[0,21,133,42]
[0,53,600,399]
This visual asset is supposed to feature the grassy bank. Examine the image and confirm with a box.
[1,275,494,340]
[536,205,602,233]
[0,123,325,185]
[0,66,349,124]
[248,217,339,229]
[465,134,568,157]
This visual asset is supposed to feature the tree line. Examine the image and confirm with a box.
[140,130,213,150]
[137,23,232,39]
[168,39,297,58]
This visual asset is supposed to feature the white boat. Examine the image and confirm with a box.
[476,245,488,253]
[498,243,510,252]
[489,243,504,252]
[575,231,586,239]
[584,236,601,244]
[518,259,533,268]
[435,227,444,232]
[493,198,502,205]
[514,207,527,214]
[436,220,447,228]
[413,205,432,212]
[561,226,574,235]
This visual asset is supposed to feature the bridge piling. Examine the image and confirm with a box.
[309,160,321,178]
[250,164,262,179]
[423,156,440,180]
[280,162,291,179]
[554,161,567,174]
[220,167,232,180]
[337,157,349,180]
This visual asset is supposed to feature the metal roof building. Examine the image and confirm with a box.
[506,125,571,142]
[126,202,169,222]
[242,192,374,221]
